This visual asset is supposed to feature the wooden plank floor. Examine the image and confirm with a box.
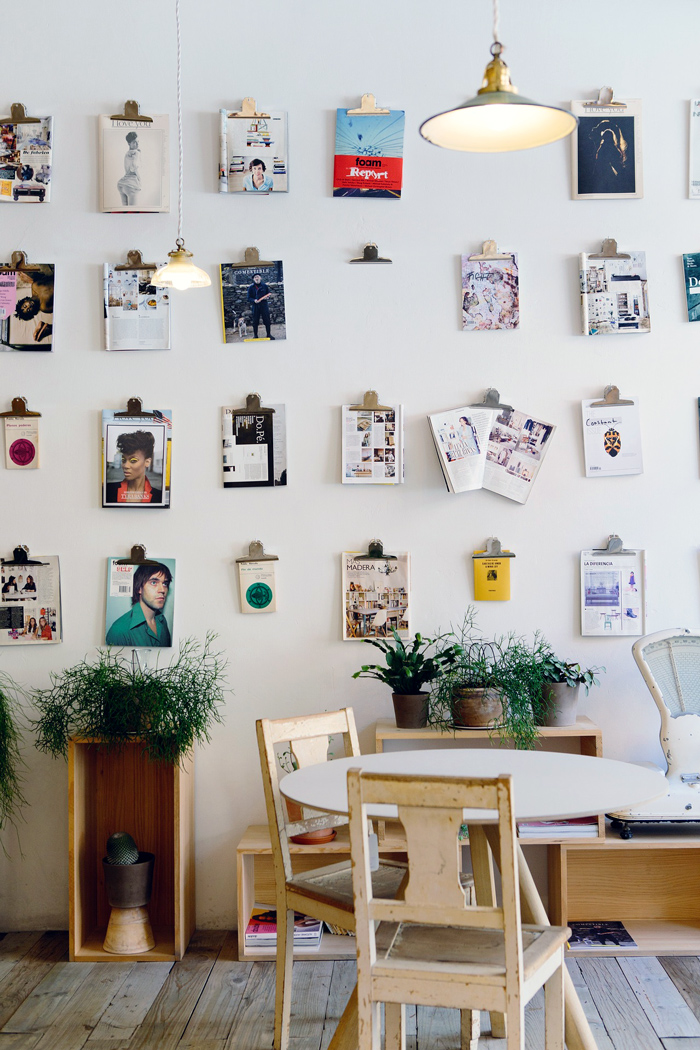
[4,933,700,1049]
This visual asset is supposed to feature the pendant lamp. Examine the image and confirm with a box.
[153,0,210,290]
[419,0,577,153]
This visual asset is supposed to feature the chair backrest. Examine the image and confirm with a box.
[256,709,361,883]
[372,609,388,630]
[348,769,522,985]
[633,629,700,717]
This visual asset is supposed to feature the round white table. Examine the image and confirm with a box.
[280,748,665,1050]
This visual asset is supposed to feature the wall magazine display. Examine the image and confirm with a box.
[220,254,286,342]
[0,255,54,351]
[219,99,288,193]
[690,100,700,199]
[99,105,169,213]
[102,401,172,507]
[333,94,405,199]
[581,387,643,478]
[343,542,410,641]
[105,554,175,648]
[580,536,646,636]
[342,392,403,484]
[104,252,171,351]
[0,548,61,645]
[222,395,287,488]
[462,242,519,330]
[0,107,52,204]
[570,91,642,200]
[579,243,650,336]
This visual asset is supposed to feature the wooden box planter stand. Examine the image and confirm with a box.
[68,737,195,962]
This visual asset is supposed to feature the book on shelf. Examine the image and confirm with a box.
[517,816,598,838]
[567,920,637,950]
[323,921,354,937]
[244,908,323,949]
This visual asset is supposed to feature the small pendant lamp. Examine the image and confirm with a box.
[419,0,577,153]
[153,0,210,290]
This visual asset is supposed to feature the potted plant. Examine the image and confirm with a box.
[0,669,26,843]
[430,610,551,750]
[31,633,227,765]
[538,653,604,727]
[352,629,459,728]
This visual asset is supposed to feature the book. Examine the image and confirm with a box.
[517,816,598,838]
[342,404,403,484]
[683,252,700,321]
[581,397,643,477]
[428,404,555,504]
[244,909,323,948]
[579,250,650,335]
[567,920,637,950]
[461,252,519,330]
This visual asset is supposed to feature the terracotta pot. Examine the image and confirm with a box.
[451,687,504,728]
[391,692,429,729]
[102,851,154,908]
[540,682,580,727]
[286,797,337,844]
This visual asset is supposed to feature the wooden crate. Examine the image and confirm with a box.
[68,738,195,962]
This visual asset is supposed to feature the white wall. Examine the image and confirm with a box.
[1,0,699,928]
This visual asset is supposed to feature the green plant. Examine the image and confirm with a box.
[540,653,604,695]
[0,669,26,837]
[31,633,227,765]
[430,610,551,750]
[352,629,459,694]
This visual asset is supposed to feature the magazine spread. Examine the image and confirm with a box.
[580,251,651,335]
[683,252,700,321]
[220,261,286,342]
[104,263,171,350]
[343,551,410,641]
[222,404,287,488]
[570,99,643,200]
[4,415,39,469]
[0,116,52,203]
[582,398,643,477]
[99,114,170,213]
[105,556,175,648]
[102,408,172,508]
[428,407,492,493]
[342,404,403,483]
[219,109,288,193]
[333,108,405,198]
[0,556,62,645]
[0,263,54,352]
[567,921,637,950]
[238,560,277,614]
[580,548,646,636]
[461,252,519,330]
[690,101,700,199]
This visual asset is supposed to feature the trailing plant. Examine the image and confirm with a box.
[0,669,26,837]
[540,653,604,694]
[31,633,227,765]
[430,609,551,750]
[352,629,460,695]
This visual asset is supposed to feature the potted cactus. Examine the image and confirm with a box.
[102,832,155,954]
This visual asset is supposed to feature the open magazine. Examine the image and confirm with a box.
[0,555,62,645]
[428,404,555,504]
[342,404,403,483]
[104,262,171,350]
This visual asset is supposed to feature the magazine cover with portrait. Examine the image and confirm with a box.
[0,554,62,645]
[99,114,170,213]
[220,260,286,342]
[102,408,172,507]
[0,262,54,351]
[105,556,175,648]
[219,108,288,193]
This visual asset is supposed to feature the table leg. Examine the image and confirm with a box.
[327,987,357,1050]
[468,825,506,1039]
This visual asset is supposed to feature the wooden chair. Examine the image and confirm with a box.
[348,769,570,1050]
[256,709,409,1050]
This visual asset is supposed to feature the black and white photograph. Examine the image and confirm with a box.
[99,114,170,212]
[102,409,172,507]
[220,260,286,342]
[571,98,642,199]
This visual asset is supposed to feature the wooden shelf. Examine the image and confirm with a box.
[68,738,195,963]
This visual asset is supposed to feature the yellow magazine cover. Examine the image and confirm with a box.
[473,550,512,601]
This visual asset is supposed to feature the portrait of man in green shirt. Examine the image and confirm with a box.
[106,561,173,647]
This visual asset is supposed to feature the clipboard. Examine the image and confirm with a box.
[346,93,390,116]
[113,397,171,424]
[114,250,158,272]
[351,540,396,561]
[109,101,153,123]
[226,247,275,269]
[0,397,40,419]
[1,544,49,567]
[350,243,392,264]
[225,98,271,120]
[468,240,513,261]
[469,388,514,413]
[115,544,162,566]
[348,391,393,412]
[0,104,41,124]
[586,239,631,261]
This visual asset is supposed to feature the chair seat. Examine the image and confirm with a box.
[374,921,570,981]
[289,861,475,913]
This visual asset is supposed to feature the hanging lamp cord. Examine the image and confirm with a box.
[492,0,500,42]
[175,0,183,244]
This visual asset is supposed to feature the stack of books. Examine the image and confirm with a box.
[244,908,323,951]
[517,816,598,838]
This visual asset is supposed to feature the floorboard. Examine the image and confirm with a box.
[222,961,276,1050]
[83,962,173,1050]
[0,934,69,1030]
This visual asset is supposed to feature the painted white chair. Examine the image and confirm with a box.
[609,628,700,838]
[348,768,570,1050]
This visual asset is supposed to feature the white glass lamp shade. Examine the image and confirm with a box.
[152,240,211,291]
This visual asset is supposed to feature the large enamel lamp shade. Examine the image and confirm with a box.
[420,42,578,153]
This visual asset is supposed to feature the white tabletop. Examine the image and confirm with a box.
[279,749,666,823]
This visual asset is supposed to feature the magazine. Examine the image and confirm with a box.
[570,98,643,200]
[105,556,175,648]
[333,108,405,198]
[4,415,39,469]
[219,108,288,193]
[220,261,286,342]
[238,559,277,614]
[690,101,700,199]
[429,405,555,504]
[0,116,52,204]
[99,114,170,213]
[343,551,410,641]
[462,253,519,330]
[244,909,322,948]
[0,263,54,352]
[567,921,637,950]
[104,263,171,350]
[581,398,643,477]
[580,547,646,636]
[102,408,172,508]
[0,555,62,645]
[683,252,700,321]
[517,816,598,838]
[342,404,403,484]
[579,251,651,335]
[222,404,287,488]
